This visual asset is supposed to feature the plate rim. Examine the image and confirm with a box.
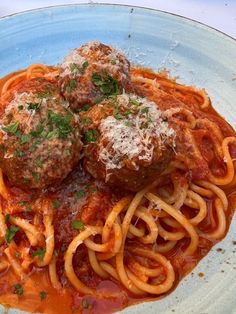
[0,3,235,44]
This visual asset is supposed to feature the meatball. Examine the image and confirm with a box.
[81,94,175,191]
[59,41,132,111]
[0,77,82,189]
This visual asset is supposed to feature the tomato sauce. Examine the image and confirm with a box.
[0,69,235,314]
[0,163,235,314]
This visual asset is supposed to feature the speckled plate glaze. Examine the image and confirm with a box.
[0,4,236,314]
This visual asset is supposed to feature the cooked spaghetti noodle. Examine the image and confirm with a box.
[0,48,235,314]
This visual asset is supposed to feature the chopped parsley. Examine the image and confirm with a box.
[5,226,19,244]
[89,186,97,194]
[18,105,24,111]
[32,172,40,182]
[20,134,31,144]
[30,123,44,138]
[129,99,139,107]
[125,121,133,127]
[81,117,92,125]
[27,102,41,112]
[82,61,89,70]
[48,110,72,139]
[15,252,21,258]
[32,248,45,260]
[124,110,131,116]
[141,107,149,114]
[52,199,61,209]
[22,177,30,184]
[82,299,90,309]
[84,129,98,143]
[0,144,5,152]
[14,149,26,158]
[92,72,119,96]
[4,214,10,224]
[114,113,123,120]
[29,140,40,152]
[35,158,43,168]
[70,63,79,73]
[72,220,84,231]
[40,291,48,300]
[2,121,19,134]
[111,59,117,65]
[65,79,77,93]
[46,129,58,140]
[79,104,91,112]
[75,190,86,199]
[37,90,53,99]
[19,201,28,207]
[70,61,89,75]
[13,283,24,296]
[19,201,33,212]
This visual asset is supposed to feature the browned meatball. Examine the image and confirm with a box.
[59,41,132,111]
[81,94,175,191]
[0,77,82,189]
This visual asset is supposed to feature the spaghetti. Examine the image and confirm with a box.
[0,54,235,314]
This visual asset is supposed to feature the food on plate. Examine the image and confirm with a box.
[59,41,132,111]
[0,42,235,314]
[0,77,82,189]
[81,93,175,191]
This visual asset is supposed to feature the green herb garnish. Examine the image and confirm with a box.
[13,283,24,296]
[114,113,123,120]
[141,107,149,114]
[35,158,43,168]
[125,121,133,127]
[89,186,97,194]
[82,61,89,70]
[84,129,98,143]
[75,190,86,199]
[19,201,28,207]
[81,117,92,125]
[32,249,45,260]
[4,214,10,224]
[72,220,84,231]
[14,149,26,158]
[5,226,19,244]
[20,134,31,144]
[65,79,77,93]
[2,121,19,134]
[70,63,79,73]
[40,291,48,300]
[92,72,119,96]
[32,172,40,182]
[82,299,89,309]
[52,199,61,209]
[15,252,21,258]
[48,110,72,139]
[27,102,41,112]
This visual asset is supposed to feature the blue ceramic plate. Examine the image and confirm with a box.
[0,4,236,314]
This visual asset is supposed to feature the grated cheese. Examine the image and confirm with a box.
[1,90,68,140]
[60,49,86,78]
[98,94,175,172]
[60,41,129,80]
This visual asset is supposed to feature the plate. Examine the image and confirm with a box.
[0,4,236,314]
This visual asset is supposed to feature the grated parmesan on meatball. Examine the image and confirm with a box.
[59,41,132,111]
[0,77,82,189]
[81,93,175,191]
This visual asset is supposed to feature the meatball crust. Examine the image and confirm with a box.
[81,94,175,191]
[0,77,82,189]
[59,41,132,111]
